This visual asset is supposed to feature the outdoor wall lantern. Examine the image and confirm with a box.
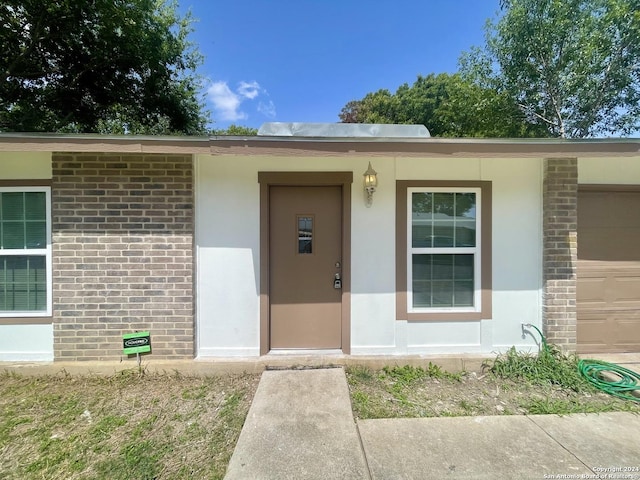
[363,161,378,207]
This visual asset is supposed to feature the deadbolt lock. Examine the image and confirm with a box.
[334,272,342,289]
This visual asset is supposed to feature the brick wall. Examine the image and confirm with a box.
[542,157,578,351]
[52,154,194,361]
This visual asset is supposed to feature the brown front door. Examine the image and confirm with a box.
[269,186,342,349]
[577,189,640,353]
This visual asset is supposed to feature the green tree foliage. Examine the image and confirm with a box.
[462,0,640,138]
[1,0,209,134]
[339,73,548,137]
[211,124,258,135]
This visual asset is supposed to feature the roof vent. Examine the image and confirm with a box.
[257,122,430,138]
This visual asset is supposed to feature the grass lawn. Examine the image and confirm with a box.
[0,370,260,480]
[346,348,640,419]
[2,346,639,479]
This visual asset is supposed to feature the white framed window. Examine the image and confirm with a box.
[0,186,52,317]
[396,181,491,321]
[407,187,481,313]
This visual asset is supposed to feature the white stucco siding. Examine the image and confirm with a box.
[195,156,261,356]
[483,158,543,350]
[0,324,54,361]
[195,154,543,357]
[350,157,397,351]
[387,156,543,354]
[579,157,640,184]
[0,151,52,179]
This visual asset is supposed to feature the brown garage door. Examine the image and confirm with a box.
[577,189,640,353]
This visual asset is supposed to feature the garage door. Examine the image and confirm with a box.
[577,189,640,353]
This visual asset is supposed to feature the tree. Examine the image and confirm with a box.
[0,0,209,134]
[339,73,548,137]
[461,0,640,138]
[211,124,258,136]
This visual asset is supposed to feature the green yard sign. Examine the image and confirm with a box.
[123,331,151,355]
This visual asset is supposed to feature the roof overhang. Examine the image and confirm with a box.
[0,132,639,158]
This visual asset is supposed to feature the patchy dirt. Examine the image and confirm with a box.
[0,370,261,480]
[346,367,640,419]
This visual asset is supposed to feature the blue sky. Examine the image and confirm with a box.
[178,1,502,130]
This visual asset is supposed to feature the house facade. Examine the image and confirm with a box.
[1,127,639,361]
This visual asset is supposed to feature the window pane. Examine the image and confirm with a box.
[412,192,433,215]
[413,191,477,248]
[2,222,25,249]
[1,193,24,220]
[433,192,455,217]
[455,193,476,218]
[297,216,313,254]
[454,281,474,307]
[26,222,46,248]
[412,192,433,248]
[453,254,474,280]
[431,254,453,279]
[0,256,47,312]
[25,192,46,220]
[412,254,474,308]
[454,193,476,247]
[455,221,476,247]
[432,281,454,307]
[432,222,454,247]
[1,192,47,249]
[412,281,431,308]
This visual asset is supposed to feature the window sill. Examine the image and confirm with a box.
[403,311,485,321]
[0,316,53,325]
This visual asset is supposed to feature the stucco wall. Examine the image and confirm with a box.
[0,151,52,180]
[579,157,640,184]
[195,154,544,356]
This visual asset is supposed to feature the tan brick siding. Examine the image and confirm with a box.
[542,158,578,351]
[52,154,194,361]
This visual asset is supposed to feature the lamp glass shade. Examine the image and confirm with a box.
[363,162,378,188]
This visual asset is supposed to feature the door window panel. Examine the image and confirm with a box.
[297,215,313,254]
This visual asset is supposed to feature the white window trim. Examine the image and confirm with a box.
[407,187,482,314]
[0,186,52,317]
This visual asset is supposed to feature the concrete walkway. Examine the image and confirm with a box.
[225,368,640,480]
[224,368,370,480]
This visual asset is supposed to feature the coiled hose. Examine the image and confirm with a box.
[523,323,640,402]
[578,359,640,403]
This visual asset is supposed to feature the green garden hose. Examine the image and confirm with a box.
[523,323,640,402]
[578,359,640,403]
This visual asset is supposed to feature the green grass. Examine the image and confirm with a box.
[0,370,260,480]
[484,344,589,392]
[347,351,640,419]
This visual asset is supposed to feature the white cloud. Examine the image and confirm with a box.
[258,100,277,119]
[207,81,246,121]
[237,81,261,100]
[207,79,277,123]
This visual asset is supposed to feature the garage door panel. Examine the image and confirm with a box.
[577,272,640,305]
[615,317,640,350]
[576,314,610,353]
[577,189,640,353]
[613,276,640,303]
[576,276,606,303]
[577,313,640,354]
